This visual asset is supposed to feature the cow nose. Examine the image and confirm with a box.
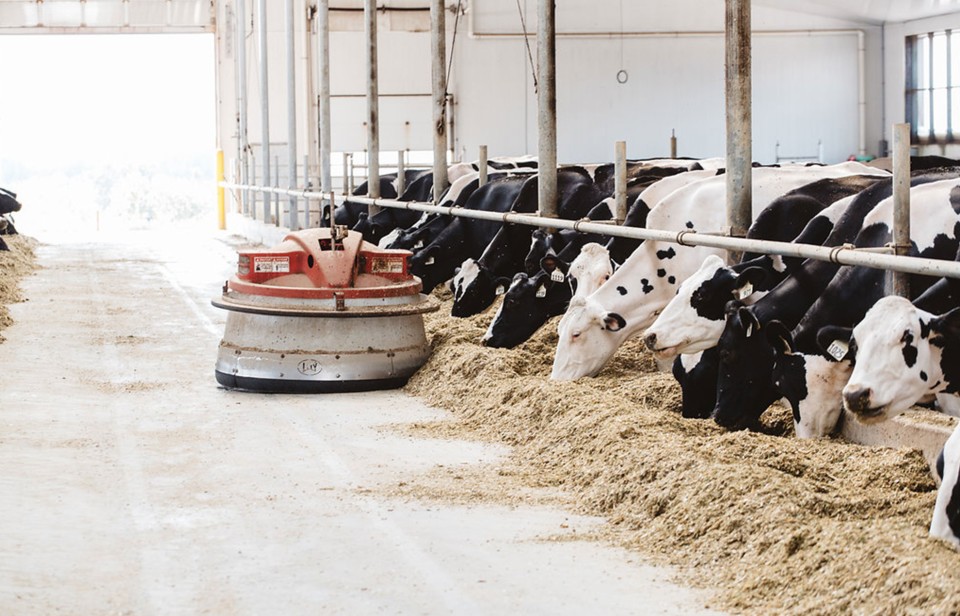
[843,386,873,413]
[643,331,657,351]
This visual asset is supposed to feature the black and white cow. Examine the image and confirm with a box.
[351,170,434,244]
[711,173,960,435]
[641,175,884,360]
[451,168,677,319]
[409,174,533,293]
[481,168,725,349]
[814,292,960,549]
[480,243,614,348]
[382,171,515,251]
[418,167,608,296]
[550,162,889,381]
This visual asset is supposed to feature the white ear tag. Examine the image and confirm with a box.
[550,270,566,283]
[413,240,424,249]
[495,285,506,296]
[424,256,435,265]
[826,340,849,361]
[745,323,754,337]
[734,282,754,301]
[536,285,547,298]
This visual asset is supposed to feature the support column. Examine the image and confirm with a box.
[236,0,249,216]
[614,141,627,224]
[892,123,912,298]
[318,0,333,224]
[364,0,381,215]
[257,0,271,223]
[537,0,558,221]
[431,0,449,203]
[725,0,751,264]
[285,0,298,229]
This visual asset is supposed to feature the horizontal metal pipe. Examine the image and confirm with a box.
[220,182,960,280]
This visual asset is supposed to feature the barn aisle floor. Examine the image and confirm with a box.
[0,227,721,615]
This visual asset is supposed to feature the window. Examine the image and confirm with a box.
[906,30,960,143]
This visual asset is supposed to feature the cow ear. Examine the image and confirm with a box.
[494,276,511,296]
[603,312,626,332]
[929,306,960,342]
[737,306,760,337]
[765,320,795,356]
[736,267,767,288]
[817,325,853,361]
[421,244,441,265]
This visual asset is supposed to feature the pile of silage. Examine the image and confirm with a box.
[403,294,960,615]
[0,235,38,340]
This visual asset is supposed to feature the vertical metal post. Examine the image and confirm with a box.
[318,0,332,198]
[303,0,319,195]
[893,123,912,298]
[217,149,226,230]
[725,0,752,264]
[397,150,406,196]
[303,154,311,228]
[537,0,558,221]
[285,0,298,230]
[614,140,627,224]
[670,129,677,159]
[257,0,271,223]
[364,0,381,215]
[478,145,488,186]
[237,0,249,217]
[431,0,449,203]
[273,154,281,225]
[342,152,350,195]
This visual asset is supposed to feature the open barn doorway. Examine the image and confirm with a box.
[0,33,216,239]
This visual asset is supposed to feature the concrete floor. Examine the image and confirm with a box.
[0,228,722,615]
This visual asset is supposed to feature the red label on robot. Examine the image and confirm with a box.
[253,256,291,273]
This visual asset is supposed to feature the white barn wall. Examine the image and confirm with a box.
[214,0,893,202]
[454,0,883,164]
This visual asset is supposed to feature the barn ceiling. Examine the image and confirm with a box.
[753,0,960,25]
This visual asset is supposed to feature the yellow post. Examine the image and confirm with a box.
[216,149,226,230]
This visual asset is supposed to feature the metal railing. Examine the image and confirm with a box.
[219,181,960,281]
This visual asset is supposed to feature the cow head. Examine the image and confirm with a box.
[712,304,781,430]
[525,229,560,275]
[834,295,960,423]
[551,296,627,380]
[566,243,613,298]
[766,320,850,438]
[408,244,450,293]
[450,258,500,318]
[643,255,766,359]
[481,270,570,348]
[672,349,719,419]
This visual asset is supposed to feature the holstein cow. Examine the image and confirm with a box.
[642,175,885,359]
[452,167,684,319]
[820,293,960,549]
[550,161,889,381]
[641,175,885,419]
[480,243,614,348]
[409,174,533,293]
[382,171,518,250]
[711,173,960,435]
[351,170,434,244]
[421,166,607,297]
[483,168,724,348]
